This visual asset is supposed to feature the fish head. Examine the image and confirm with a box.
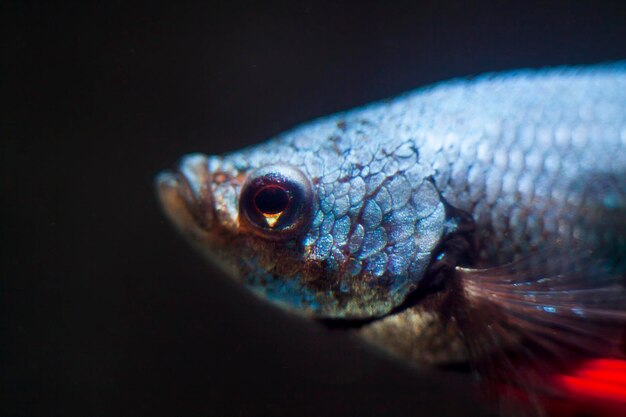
[157,118,447,319]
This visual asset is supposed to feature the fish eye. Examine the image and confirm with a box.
[240,165,312,238]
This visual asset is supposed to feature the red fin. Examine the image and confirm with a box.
[542,358,626,417]
[454,245,626,416]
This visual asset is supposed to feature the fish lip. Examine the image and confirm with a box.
[155,170,199,234]
[156,153,215,231]
[155,170,182,228]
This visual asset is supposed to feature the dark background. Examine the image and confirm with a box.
[2,1,625,416]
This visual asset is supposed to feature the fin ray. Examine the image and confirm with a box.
[453,243,626,415]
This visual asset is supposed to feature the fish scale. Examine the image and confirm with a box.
[301,66,624,270]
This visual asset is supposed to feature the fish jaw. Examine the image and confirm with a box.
[156,154,215,240]
[156,153,240,271]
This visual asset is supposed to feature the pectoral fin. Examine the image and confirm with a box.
[454,244,626,416]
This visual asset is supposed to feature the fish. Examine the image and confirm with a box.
[156,62,626,417]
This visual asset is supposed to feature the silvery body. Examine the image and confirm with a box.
[157,63,625,371]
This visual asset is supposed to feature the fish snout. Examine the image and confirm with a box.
[156,153,216,233]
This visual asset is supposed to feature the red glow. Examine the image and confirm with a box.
[543,358,626,417]
[556,358,626,403]
[485,359,626,416]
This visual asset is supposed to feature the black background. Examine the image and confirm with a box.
[2,1,626,416]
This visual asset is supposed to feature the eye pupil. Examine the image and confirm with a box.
[254,186,290,215]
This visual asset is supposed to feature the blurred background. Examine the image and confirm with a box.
[2,1,626,416]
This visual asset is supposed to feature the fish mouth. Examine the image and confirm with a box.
[156,153,215,234]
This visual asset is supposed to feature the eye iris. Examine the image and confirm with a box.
[254,186,290,215]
